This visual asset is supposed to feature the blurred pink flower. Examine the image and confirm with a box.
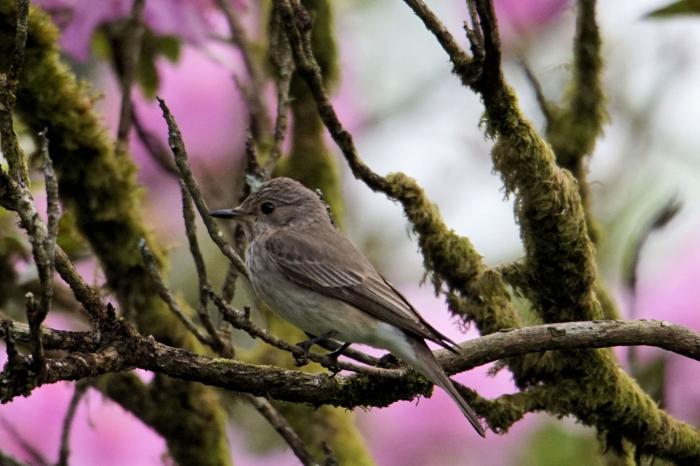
[495,0,571,46]
[34,0,245,61]
[0,315,165,465]
[0,382,167,466]
[357,287,545,466]
[630,242,700,424]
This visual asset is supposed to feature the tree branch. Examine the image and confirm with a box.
[3,318,699,410]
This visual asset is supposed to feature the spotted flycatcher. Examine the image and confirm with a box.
[210,177,484,436]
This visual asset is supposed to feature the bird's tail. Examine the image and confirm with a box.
[405,337,486,437]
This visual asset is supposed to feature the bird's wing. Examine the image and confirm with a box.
[264,228,458,351]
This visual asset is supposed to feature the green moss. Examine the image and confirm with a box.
[0,3,231,464]
[385,172,520,335]
[483,85,601,324]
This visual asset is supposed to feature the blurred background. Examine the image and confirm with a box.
[1,0,700,465]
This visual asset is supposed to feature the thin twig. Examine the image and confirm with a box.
[0,0,30,185]
[519,60,554,125]
[156,97,248,277]
[131,106,179,175]
[220,263,239,303]
[115,0,146,153]
[179,179,233,356]
[7,0,29,85]
[0,450,31,466]
[266,3,295,174]
[207,288,393,377]
[56,382,88,466]
[0,417,49,466]
[242,394,320,466]
[625,196,682,372]
[1,169,107,324]
[275,0,392,193]
[216,0,270,138]
[138,239,215,348]
[402,0,480,85]
[33,130,60,373]
[244,128,263,181]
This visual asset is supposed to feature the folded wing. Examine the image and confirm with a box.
[265,228,459,352]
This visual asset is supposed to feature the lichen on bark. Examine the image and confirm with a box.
[0,3,231,465]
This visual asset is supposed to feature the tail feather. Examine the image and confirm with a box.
[408,338,486,437]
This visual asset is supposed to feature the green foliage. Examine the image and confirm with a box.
[92,26,181,98]
[647,0,700,17]
[136,31,181,98]
[521,423,606,466]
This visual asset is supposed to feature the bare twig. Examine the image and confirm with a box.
[138,239,215,348]
[179,179,233,356]
[0,450,31,466]
[220,263,239,303]
[0,417,49,466]
[156,97,248,277]
[244,128,263,181]
[242,394,320,466]
[56,382,88,466]
[216,0,270,138]
[0,132,58,374]
[0,0,30,185]
[266,3,295,173]
[131,106,179,175]
[402,0,481,85]
[0,319,95,352]
[275,0,392,193]
[207,288,392,377]
[1,168,107,324]
[519,60,554,125]
[7,0,29,85]
[115,0,146,153]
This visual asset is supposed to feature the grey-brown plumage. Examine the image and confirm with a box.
[210,177,485,437]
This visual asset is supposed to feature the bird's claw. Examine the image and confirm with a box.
[378,353,400,368]
[293,339,313,366]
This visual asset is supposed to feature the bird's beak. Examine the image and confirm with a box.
[209,207,247,219]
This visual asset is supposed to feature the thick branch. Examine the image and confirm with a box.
[2,318,699,405]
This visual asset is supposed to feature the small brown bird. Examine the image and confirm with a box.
[210,177,484,436]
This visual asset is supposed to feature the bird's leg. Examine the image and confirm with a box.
[378,353,401,368]
[294,331,338,366]
[323,342,353,377]
[326,341,351,360]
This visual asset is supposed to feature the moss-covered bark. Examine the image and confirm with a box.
[544,0,606,243]
[0,3,231,465]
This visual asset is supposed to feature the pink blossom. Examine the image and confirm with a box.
[357,287,545,466]
[34,0,244,61]
[631,243,700,424]
[495,0,571,45]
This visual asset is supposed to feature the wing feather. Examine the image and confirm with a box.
[265,229,457,351]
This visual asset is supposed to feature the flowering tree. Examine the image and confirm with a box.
[1,0,699,465]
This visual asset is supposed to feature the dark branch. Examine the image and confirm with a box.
[156,96,248,276]
[56,382,88,466]
[114,0,146,153]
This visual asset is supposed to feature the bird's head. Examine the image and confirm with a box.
[209,177,331,238]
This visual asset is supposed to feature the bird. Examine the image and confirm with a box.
[210,176,485,437]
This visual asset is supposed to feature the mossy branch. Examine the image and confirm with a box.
[0,3,231,465]
[545,0,606,243]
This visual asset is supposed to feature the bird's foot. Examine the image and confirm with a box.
[294,331,337,367]
[324,342,351,377]
[378,353,401,368]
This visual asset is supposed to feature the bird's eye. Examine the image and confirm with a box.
[260,201,275,215]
